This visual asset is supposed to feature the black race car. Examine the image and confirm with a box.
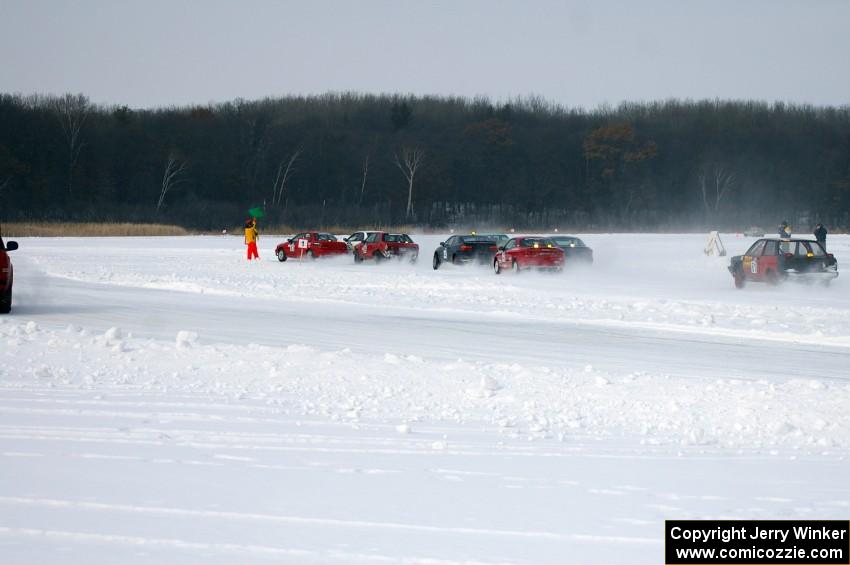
[432,234,504,270]
[549,235,593,265]
[728,238,838,288]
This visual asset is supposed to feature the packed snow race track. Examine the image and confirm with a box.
[3,234,850,564]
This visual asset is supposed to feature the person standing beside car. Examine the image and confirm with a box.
[244,218,259,261]
[814,223,827,251]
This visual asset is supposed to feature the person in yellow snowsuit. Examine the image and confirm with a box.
[244,218,259,260]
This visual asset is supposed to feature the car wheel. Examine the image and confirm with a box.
[0,285,11,314]
[432,254,441,270]
[452,254,460,265]
[373,252,384,263]
[306,250,315,260]
[354,252,362,263]
[511,260,520,274]
[765,269,780,286]
[493,259,502,275]
[733,271,746,289]
[277,250,287,262]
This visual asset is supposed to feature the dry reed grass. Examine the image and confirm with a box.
[1,223,192,237]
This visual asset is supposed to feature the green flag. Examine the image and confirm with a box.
[248,206,265,219]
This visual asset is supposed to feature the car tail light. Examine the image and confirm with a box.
[784,253,793,258]
[460,245,472,251]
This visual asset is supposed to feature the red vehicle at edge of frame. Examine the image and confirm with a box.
[275,231,349,261]
[0,232,18,314]
[493,236,565,274]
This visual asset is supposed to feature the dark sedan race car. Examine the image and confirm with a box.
[432,234,504,270]
[728,238,838,288]
[0,234,18,314]
[493,236,565,274]
[549,235,593,265]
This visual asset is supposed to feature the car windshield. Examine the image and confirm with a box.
[747,240,767,255]
[520,238,557,248]
[551,237,585,247]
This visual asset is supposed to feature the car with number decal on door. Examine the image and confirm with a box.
[0,233,18,314]
[493,236,565,274]
[354,232,419,263]
[432,234,503,270]
[275,232,349,261]
[728,238,838,288]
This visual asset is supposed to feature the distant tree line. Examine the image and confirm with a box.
[1,92,849,231]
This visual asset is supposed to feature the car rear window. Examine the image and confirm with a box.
[386,234,413,243]
[552,237,586,247]
[520,238,557,248]
[801,242,825,257]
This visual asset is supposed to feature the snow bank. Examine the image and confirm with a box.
[3,319,848,451]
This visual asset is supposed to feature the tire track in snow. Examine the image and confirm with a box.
[0,527,506,564]
[0,497,659,546]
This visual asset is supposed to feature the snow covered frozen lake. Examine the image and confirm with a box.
[2,232,849,564]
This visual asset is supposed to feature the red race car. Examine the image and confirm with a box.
[0,233,18,314]
[275,231,349,261]
[493,236,564,274]
[728,238,838,288]
[354,232,419,263]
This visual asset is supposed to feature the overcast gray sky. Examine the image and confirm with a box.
[1,0,848,109]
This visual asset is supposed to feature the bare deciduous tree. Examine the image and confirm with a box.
[271,148,301,206]
[394,147,424,220]
[359,153,370,205]
[156,154,188,213]
[52,94,90,194]
[699,164,736,219]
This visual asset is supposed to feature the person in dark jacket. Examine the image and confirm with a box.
[814,223,827,250]
[778,221,788,238]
